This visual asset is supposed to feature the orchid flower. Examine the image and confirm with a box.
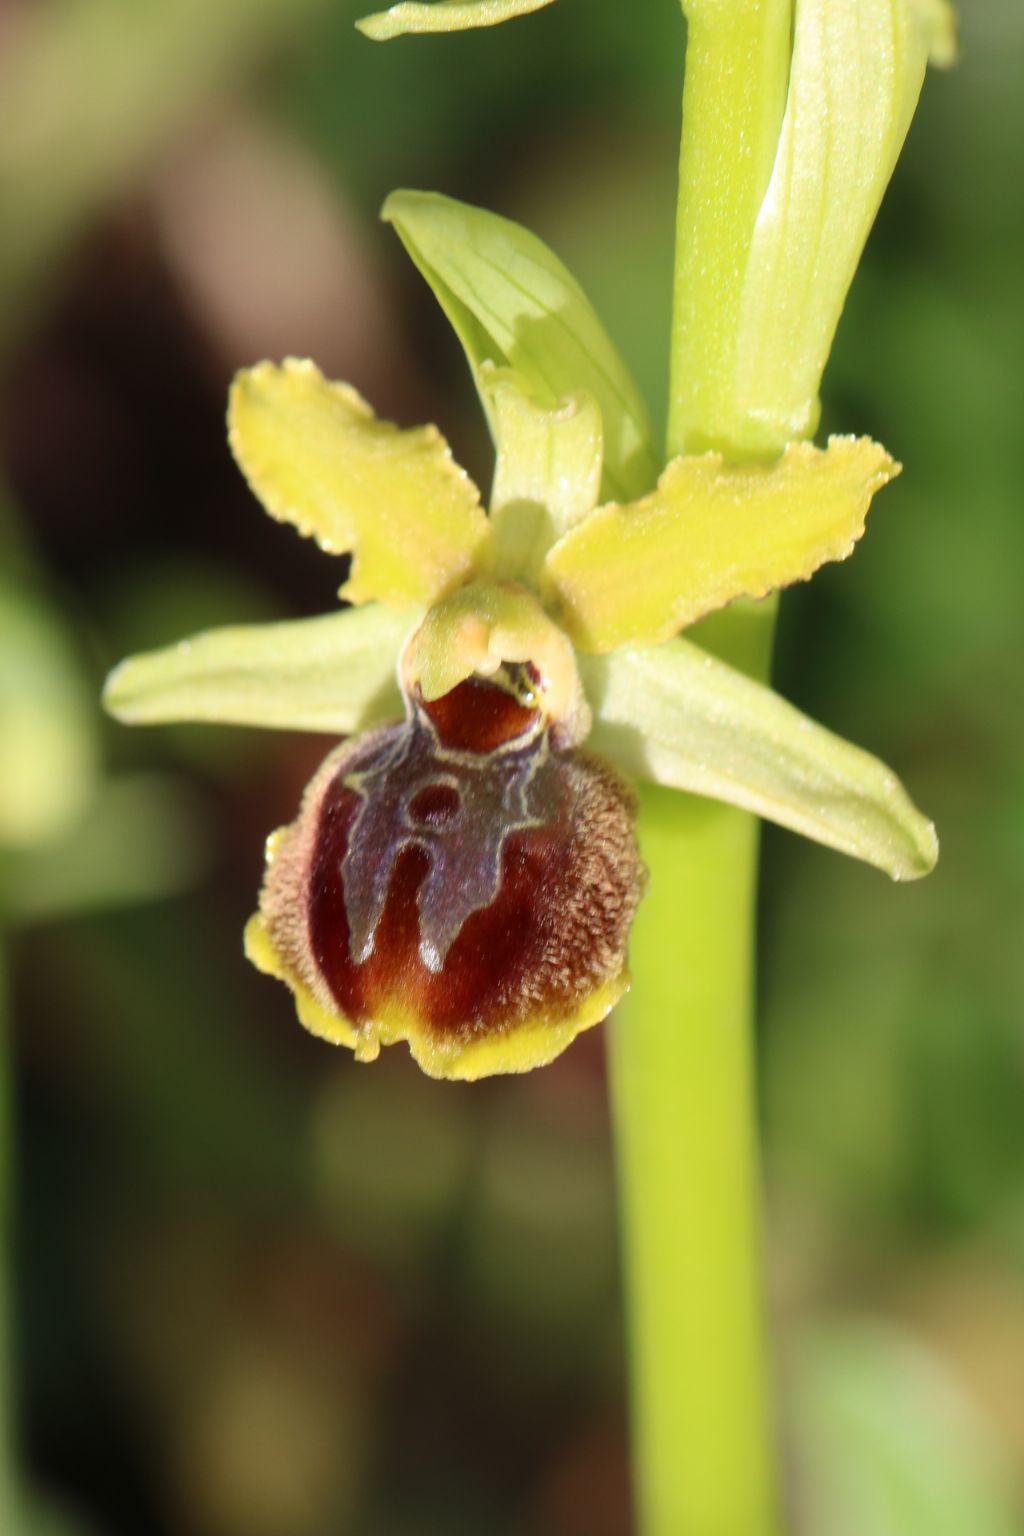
[104,186,937,1081]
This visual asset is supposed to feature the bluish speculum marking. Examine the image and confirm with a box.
[341,674,560,973]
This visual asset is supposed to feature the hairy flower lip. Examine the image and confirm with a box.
[247,678,646,1079]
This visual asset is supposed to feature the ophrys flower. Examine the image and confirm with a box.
[104,193,936,1080]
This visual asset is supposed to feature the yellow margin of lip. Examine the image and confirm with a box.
[244,911,628,1082]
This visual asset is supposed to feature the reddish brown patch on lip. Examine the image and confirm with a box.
[421,676,537,752]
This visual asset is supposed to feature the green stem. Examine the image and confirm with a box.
[612,5,794,1534]
[613,787,777,1536]
[612,604,778,1536]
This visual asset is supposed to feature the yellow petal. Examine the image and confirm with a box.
[228,358,492,606]
[543,436,899,652]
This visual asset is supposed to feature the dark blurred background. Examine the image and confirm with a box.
[0,1,1022,1532]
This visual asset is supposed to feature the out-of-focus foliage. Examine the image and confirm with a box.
[793,1324,1020,1536]
[0,0,1021,1532]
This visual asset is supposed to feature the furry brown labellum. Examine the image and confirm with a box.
[246,611,645,1079]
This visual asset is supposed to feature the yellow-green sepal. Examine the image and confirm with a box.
[357,0,558,40]
[382,190,659,502]
[228,359,492,607]
[543,436,898,653]
[580,638,937,882]
[103,602,418,734]
[482,364,603,585]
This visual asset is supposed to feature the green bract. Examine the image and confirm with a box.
[672,0,957,456]
[105,191,936,894]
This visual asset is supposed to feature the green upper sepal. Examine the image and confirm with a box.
[382,190,658,502]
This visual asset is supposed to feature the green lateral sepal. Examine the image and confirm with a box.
[581,638,937,881]
[103,603,418,735]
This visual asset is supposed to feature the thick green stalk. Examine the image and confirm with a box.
[614,783,776,1536]
[613,586,779,1536]
[612,5,792,1534]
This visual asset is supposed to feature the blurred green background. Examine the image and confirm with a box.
[0,1,1022,1532]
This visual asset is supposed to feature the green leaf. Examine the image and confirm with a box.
[382,189,660,502]
[795,1323,1019,1536]
[581,639,937,881]
[481,364,603,584]
[357,0,557,41]
[103,603,416,734]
